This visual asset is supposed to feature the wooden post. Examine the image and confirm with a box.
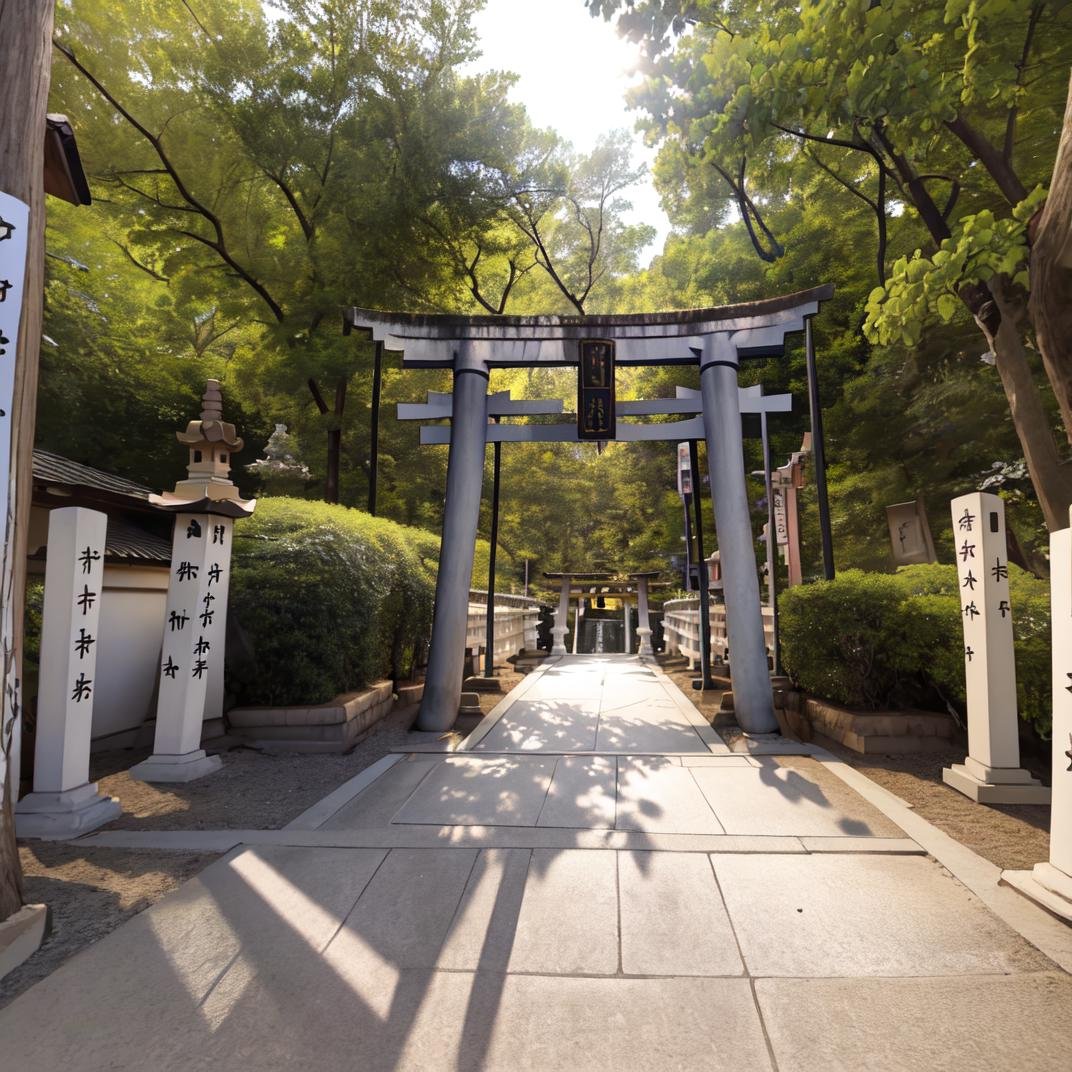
[0,0,55,921]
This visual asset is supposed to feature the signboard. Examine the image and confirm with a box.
[577,338,615,440]
[677,441,692,496]
[886,500,937,565]
[0,192,29,558]
[772,488,789,546]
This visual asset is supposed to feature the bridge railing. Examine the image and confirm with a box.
[662,597,775,670]
[466,591,542,661]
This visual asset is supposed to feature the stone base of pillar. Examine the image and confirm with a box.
[15,782,121,840]
[942,760,1050,805]
[1001,863,1072,923]
[636,627,653,656]
[550,628,568,656]
[129,749,222,784]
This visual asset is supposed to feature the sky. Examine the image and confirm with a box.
[464,0,672,264]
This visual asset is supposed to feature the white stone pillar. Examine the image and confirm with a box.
[636,578,653,656]
[942,492,1047,803]
[571,597,582,654]
[1001,522,1072,919]
[700,336,777,734]
[16,508,120,837]
[623,599,632,654]
[551,576,571,655]
[416,352,489,730]
[130,514,233,782]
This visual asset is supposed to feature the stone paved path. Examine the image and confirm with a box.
[3,655,1071,1071]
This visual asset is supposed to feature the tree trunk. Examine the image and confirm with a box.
[977,278,1072,531]
[0,0,55,921]
[1029,72,1072,453]
[325,429,341,504]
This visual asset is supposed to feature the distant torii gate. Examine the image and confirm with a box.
[346,285,833,735]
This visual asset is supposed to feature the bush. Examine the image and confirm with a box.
[780,563,1052,734]
[227,497,437,706]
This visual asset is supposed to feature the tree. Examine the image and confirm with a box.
[592,0,1072,529]
[51,0,523,504]
[0,0,55,927]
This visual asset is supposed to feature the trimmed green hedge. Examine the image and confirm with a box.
[227,497,441,707]
[779,563,1051,734]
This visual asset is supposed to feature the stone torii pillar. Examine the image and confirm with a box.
[622,597,632,654]
[417,344,489,730]
[700,335,777,734]
[15,507,120,837]
[550,576,572,656]
[571,595,583,654]
[632,573,655,657]
[130,382,255,782]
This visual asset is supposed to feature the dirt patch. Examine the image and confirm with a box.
[92,698,434,831]
[473,662,527,716]
[1,844,216,1010]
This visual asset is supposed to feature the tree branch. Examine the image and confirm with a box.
[710,158,784,262]
[111,240,169,282]
[946,114,1028,206]
[54,38,287,324]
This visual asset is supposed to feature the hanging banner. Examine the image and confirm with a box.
[677,441,692,496]
[577,338,615,440]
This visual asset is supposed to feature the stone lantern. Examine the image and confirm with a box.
[130,380,255,783]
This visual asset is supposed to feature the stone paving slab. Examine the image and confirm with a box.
[505,848,619,975]
[616,756,725,834]
[715,854,1055,977]
[536,756,617,828]
[755,973,1072,1072]
[690,762,904,838]
[618,850,743,976]
[392,755,556,826]
[327,847,477,973]
[318,755,438,830]
[473,699,600,752]
[437,848,531,971]
[442,975,773,1072]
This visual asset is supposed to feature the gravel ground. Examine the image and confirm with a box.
[658,655,1051,872]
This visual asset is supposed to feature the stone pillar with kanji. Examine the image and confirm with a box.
[130,381,254,783]
[15,507,121,837]
[942,492,1048,804]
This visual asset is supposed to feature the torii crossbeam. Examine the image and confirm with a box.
[347,284,833,734]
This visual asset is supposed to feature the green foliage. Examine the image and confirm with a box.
[864,189,1047,347]
[780,563,1052,733]
[228,498,436,706]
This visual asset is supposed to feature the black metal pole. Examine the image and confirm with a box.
[483,421,501,678]
[805,319,834,579]
[682,492,694,590]
[368,341,383,516]
[761,412,781,676]
[689,439,714,688]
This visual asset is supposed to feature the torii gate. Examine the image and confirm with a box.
[346,284,832,735]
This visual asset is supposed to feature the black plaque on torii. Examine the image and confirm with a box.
[578,338,615,440]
